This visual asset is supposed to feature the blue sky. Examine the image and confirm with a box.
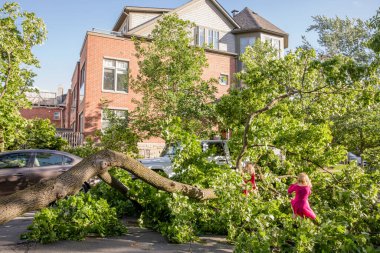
[12,0,380,92]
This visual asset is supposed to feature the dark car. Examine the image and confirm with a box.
[0,149,83,196]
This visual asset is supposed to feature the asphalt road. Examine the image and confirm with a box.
[0,213,234,253]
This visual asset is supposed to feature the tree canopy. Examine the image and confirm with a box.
[306,15,374,63]
[131,14,217,142]
[305,12,380,156]
[0,2,47,151]
[217,41,379,169]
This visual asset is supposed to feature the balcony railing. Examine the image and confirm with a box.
[91,28,123,37]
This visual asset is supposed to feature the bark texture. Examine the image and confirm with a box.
[0,150,216,224]
[0,129,4,152]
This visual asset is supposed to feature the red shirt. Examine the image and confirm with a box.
[243,174,256,195]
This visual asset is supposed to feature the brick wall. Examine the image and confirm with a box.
[20,107,64,128]
[67,32,237,157]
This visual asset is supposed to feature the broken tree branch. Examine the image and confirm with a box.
[0,150,216,224]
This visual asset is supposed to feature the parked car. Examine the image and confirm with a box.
[138,140,232,177]
[0,149,88,196]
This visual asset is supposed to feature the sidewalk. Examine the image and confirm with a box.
[0,213,234,253]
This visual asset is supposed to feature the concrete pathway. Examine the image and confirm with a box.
[0,213,234,253]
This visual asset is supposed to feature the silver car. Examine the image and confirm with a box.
[0,150,82,196]
[138,140,232,177]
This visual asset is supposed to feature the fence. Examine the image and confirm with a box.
[56,132,84,147]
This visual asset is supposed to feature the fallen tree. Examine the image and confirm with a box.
[0,150,217,224]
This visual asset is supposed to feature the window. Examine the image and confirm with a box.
[240,37,256,54]
[34,153,64,167]
[63,156,74,165]
[219,74,228,85]
[53,112,60,120]
[79,112,84,133]
[80,63,85,104]
[201,142,225,156]
[194,27,205,46]
[208,30,219,50]
[0,153,30,169]
[101,109,128,130]
[122,19,129,33]
[264,36,281,57]
[72,88,77,109]
[103,59,129,92]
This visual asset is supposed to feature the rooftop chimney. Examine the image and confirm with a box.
[231,10,239,17]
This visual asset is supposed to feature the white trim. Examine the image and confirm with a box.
[79,62,86,105]
[102,56,131,62]
[195,26,222,49]
[107,106,130,110]
[101,58,129,94]
[101,90,130,95]
[122,17,129,33]
[261,33,284,58]
[53,111,61,120]
[127,0,240,35]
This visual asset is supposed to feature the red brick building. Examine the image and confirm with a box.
[65,0,288,156]
[20,91,66,128]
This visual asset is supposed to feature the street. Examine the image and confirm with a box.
[0,212,233,253]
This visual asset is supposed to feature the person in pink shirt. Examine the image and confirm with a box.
[288,173,316,220]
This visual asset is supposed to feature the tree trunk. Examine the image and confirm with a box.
[0,150,216,224]
[0,129,4,152]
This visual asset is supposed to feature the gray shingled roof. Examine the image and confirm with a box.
[233,7,287,36]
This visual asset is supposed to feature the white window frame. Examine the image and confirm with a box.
[72,88,77,108]
[102,58,129,93]
[219,74,229,86]
[79,112,84,133]
[195,26,206,46]
[207,29,219,50]
[263,36,282,58]
[53,111,60,120]
[122,18,129,33]
[79,63,86,105]
[101,108,128,131]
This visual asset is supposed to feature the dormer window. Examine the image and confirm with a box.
[122,18,129,33]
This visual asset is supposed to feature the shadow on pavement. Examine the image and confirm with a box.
[0,213,234,253]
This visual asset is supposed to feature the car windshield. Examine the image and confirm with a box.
[203,142,225,156]
[161,142,226,157]
[161,144,179,157]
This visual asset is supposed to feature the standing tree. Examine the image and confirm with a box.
[368,8,380,53]
[306,15,374,63]
[131,14,217,142]
[0,2,47,151]
[216,41,379,169]
[305,13,380,157]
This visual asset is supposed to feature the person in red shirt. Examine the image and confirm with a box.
[288,173,316,220]
[241,162,257,195]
